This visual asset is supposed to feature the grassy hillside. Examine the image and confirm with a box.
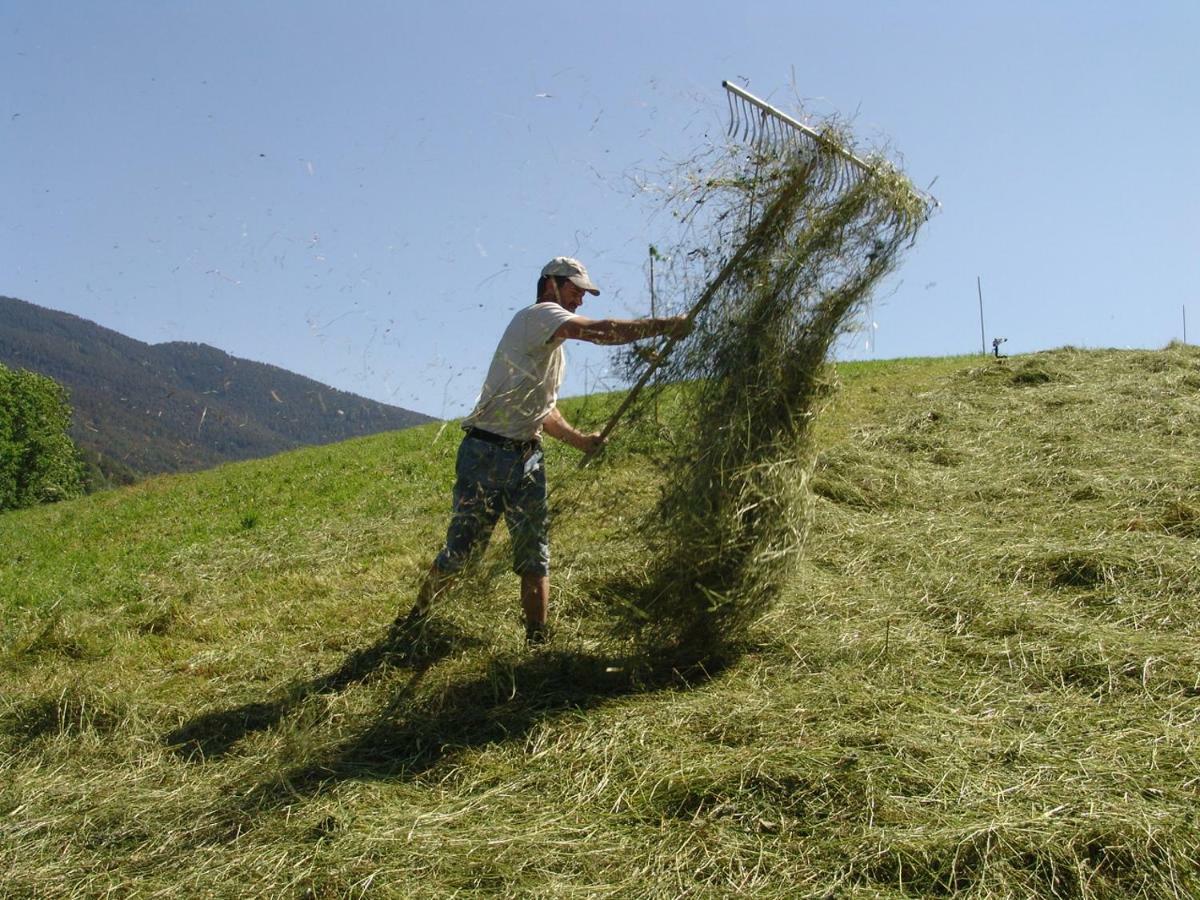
[2,347,1198,898]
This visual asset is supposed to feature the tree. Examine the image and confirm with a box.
[0,363,85,511]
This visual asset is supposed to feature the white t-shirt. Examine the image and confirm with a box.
[463,302,576,441]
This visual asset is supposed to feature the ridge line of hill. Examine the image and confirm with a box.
[0,295,436,481]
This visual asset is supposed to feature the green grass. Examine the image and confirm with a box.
[2,347,1199,897]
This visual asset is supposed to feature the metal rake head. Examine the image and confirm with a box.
[723,80,872,173]
[723,80,938,211]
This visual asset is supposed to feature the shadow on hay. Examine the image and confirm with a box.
[2,684,126,751]
[231,641,728,814]
[164,619,481,760]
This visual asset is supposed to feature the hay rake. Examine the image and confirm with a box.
[724,80,874,184]
[581,80,930,465]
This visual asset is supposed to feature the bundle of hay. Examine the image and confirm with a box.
[615,126,930,662]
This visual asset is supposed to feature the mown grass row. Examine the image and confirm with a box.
[2,347,1198,897]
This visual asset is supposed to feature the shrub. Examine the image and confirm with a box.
[0,363,85,511]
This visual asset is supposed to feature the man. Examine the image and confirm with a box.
[394,256,689,644]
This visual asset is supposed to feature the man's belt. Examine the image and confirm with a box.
[465,427,541,453]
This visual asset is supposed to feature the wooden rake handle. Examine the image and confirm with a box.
[578,233,760,468]
[577,168,816,468]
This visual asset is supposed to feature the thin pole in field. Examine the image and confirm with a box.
[649,245,657,320]
[1184,305,1188,345]
[649,245,660,423]
[977,276,986,355]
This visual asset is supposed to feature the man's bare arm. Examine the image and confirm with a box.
[553,315,691,345]
[541,406,604,454]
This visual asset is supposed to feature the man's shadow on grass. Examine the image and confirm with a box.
[164,619,477,760]
[232,637,729,814]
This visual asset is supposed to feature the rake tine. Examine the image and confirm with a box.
[723,80,878,179]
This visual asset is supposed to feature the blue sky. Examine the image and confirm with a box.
[3,2,1197,418]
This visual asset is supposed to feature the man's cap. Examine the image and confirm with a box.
[541,256,600,295]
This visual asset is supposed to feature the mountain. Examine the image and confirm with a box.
[0,295,436,479]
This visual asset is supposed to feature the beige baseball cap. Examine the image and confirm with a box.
[541,256,600,295]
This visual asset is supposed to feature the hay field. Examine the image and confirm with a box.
[2,347,1198,897]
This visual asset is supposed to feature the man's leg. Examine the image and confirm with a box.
[507,446,551,643]
[393,437,501,634]
[521,572,550,643]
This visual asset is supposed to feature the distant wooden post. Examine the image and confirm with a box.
[977,276,986,355]
[1184,305,1188,345]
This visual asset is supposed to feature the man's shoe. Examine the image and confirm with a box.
[525,621,552,646]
